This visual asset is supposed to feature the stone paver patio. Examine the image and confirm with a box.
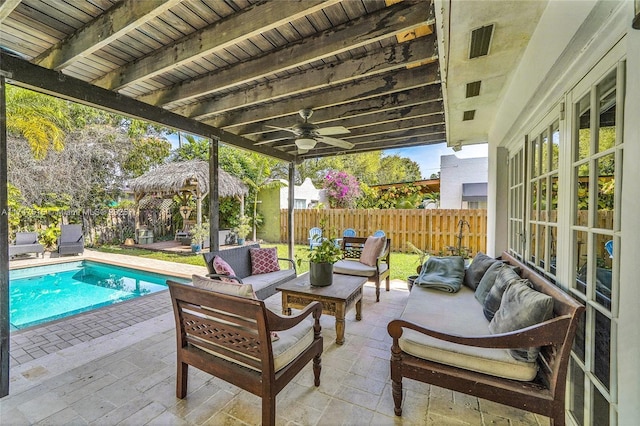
[2,250,550,425]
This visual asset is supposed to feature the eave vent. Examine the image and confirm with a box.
[466,81,481,97]
[463,110,476,121]
[469,24,494,58]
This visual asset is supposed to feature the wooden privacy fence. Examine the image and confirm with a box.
[280,209,488,255]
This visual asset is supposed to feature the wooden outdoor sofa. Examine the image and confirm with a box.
[202,243,296,300]
[388,251,584,425]
[167,280,323,426]
[333,236,391,302]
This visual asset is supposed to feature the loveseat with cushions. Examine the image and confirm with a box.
[202,244,296,300]
[333,236,390,302]
[387,251,584,425]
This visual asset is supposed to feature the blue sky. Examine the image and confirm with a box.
[167,133,487,179]
[385,143,488,178]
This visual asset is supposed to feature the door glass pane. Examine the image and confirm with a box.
[540,179,547,220]
[569,358,585,424]
[574,230,588,295]
[577,93,591,161]
[531,181,538,220]
[593,385,610,426]
[541,130,549,174]
[550,225,557,275]
[550,174,559,217]
[532,137,539,177]
[573,309,586,361]
[594,234,612,310]
[538,225,546,268]
[597,154,615,230]
[552,123,560,170]
[576,163,589,225]
[594,310,611,389]
[597,70,616,153]
[529,224,537,265]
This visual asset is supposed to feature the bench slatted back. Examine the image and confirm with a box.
[501,251,584,395]
[168,280,274,375]
[203,244,260,279]
[341,236,391,260]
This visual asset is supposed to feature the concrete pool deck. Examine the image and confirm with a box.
[3,250,548,425]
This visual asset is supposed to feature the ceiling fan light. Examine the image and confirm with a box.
[295,138,316,150]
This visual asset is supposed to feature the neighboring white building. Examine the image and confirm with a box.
[439,155,488,209]
[278,177,320,209]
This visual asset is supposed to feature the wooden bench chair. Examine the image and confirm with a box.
[167,280,323,425]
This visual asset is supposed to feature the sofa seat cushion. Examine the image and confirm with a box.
[399,286,538,381]
[333,259,388,277]
[242,269,296,293]
[193,317,314,372]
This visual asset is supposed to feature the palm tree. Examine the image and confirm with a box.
[6,85,70,159]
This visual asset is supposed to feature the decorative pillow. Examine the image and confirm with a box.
[489,280,554,361]
[474,261,507,304]
[482,266,523,321]
[212,255,237,282]
[414,256,466,293]
[191,274,255,298]
[463,252,498,290]
[250,247,280,275]
[359,236,385,266]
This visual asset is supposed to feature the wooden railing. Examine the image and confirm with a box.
[280,209,488,254]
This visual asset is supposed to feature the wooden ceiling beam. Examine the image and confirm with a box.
[233,85,442,135]
[0,53,293,162]
[175,36,437,118]
[138,1,432,107]
[34,0,182,70]
[205,63,440,128]
[0,0,20,23]
[93,0,340,91]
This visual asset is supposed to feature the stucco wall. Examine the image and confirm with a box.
[439,155,488,209]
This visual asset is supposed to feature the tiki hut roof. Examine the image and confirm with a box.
[128,160,248,198]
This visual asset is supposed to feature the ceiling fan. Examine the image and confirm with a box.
[267,108,353,154]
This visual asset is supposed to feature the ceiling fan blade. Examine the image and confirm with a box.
[316,136,354,149]
[316,126,350,136]
[265,125,296,133]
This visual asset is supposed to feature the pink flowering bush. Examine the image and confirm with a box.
[323,170,361,208]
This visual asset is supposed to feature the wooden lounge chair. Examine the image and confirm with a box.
[167,280,323,426]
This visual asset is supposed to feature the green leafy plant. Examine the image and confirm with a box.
[189,222,210,245]
[406,241,429,267]
[233,215,251,240]
[298,226,342,266]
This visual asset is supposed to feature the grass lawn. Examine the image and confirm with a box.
[96,243,422,281]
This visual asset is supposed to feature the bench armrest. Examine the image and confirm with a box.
[266,301,322,332]
[278,257,297,274]
[388,315,573,349]
[205,273,244,284]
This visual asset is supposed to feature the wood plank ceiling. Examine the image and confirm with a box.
[0,0,443,162]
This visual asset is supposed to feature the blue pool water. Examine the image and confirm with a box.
[9,261,189,330]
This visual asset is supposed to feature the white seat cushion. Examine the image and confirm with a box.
[242,269,295,292]
[333,259,388,278]
[399,286,538,381]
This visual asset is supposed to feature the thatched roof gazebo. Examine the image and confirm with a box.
[128,160,248,229]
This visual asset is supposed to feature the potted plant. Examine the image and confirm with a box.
[122,225,135,246]
[298,230,342,286]
[189,222,210,253]
[233,215,251,245]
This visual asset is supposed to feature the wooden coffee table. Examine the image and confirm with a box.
[277,273,367,345]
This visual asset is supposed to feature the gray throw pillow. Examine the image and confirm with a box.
[488,280,554,362]
[463,252,498,290]
[474,261,506,304]
[482,266,522,321]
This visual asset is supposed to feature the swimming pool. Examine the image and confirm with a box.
[9,261,189,330]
